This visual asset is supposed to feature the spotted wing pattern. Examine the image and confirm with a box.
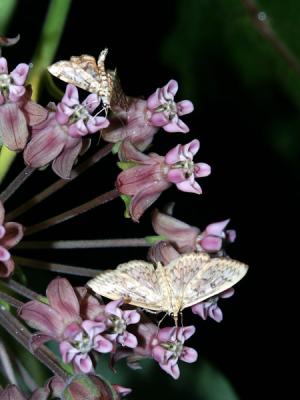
[87,260,166,311]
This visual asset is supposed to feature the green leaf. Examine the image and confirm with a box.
[144,235,167,244]
[120,194,132,218]
[117,161,137,170]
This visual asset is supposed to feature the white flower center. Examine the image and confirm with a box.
[156,99,177,120]
[173,159,195,178]
[74,333,92,354]
[109,314,127,334]
[162,340,183,359]
[0,73,12,94]
[69,104,90,123]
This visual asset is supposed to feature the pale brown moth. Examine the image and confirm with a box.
[48,48,128,112]
[87,252,248,324]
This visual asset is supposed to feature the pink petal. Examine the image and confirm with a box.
[10,63,29,85]
[191,302,208,319]
[205,219,230,236]
[164,144,181,164]
[148,112,169,127]
[220,288,235,299]
[177,325,196,341]
[55,103,70,124]
[118,331,138,348]
[23,125,65,168]
[159,360,180,379]
[146,89,160,110]
[157,327,176,342]
[82,320,106,337]
[200,236,222,252]
[73,353,93,373]
[152,210,199,252]
[8,85,25,102]
[52,140,82,179]
[86,116,110,133]
[121,139,152,163]
[0,246,10,261]
[0,225,5,239]
[152,345,168,364]
[163,80,178,98]
[19,300,64,337]
[22,100,48,126]
[0,258,15,278]
[0,103,29,151]
[68,120,88,137]
[105,299,123,318]
[123,309,140,325]
[226,229,236,243]
[194,162,211,178]
[93,334,113,353]
[148,241,180,265]
[61,84,79,107]
[167,168,186,184]
[163,119,189,133]
[208,306,223,322]
[2,222,24,248]
[176,100,194,116]
[83,93,100,112]
[116,163,160,196]
[59,341,80,363]
[47,278,80,324]
[176,180,202,194]
[0,57,8,73]
[184,139,200,157]
[180,346,198,363]
[129,181,170,222]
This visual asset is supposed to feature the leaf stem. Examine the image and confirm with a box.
[16,238,150,249]
[0,166,35,204]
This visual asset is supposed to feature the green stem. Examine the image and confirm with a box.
[28,0,72,101]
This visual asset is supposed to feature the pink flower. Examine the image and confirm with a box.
[192,288,235,322]
[164,139,211,194]
[0,201,24,278]
[103,80,193,154]
[0,57,45,151]
[114,322,197,379]
[152,209,236,253]
[19,277,112,373]
[103,98,160,153]
[148,241,180,265]
[97,299,140,348]
[116,139,210,221]
[0,57,29,104]
[23,84,109,179]
[151,326,198,379]
[60,320,113,373]
[0,385,26,400]
[147,79,194,133]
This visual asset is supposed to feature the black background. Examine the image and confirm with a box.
[2,0,297,398]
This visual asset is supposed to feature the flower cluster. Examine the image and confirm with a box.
[0,39,248,399]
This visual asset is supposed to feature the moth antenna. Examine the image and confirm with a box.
[158,312,168,328]
[179,311,183,327]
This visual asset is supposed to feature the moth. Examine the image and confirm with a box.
[48,48,128,112]
[87,252,248,323]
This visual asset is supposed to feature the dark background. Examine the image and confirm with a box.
[2,0,298,398]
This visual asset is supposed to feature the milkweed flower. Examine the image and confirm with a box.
[0,201,24,278]
[19,277,112,373]
[103,79,193,154]
[152,209,236,253]
[191,288,235,322]
[116,139,210,221]
[23,84,109,178]
[0,57,46,151]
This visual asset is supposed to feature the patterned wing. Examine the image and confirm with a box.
[86,260,166,311]
[107,69,129,111]
[165,253,248,312]
[179,254,248,309]
[70,54,99,80]
[47,61,102,94]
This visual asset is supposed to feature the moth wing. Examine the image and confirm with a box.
[70,55,99,80]
[175,254,248,309]
[86,260,165,311]
[107,69,129,111]
[47,61,102,94]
